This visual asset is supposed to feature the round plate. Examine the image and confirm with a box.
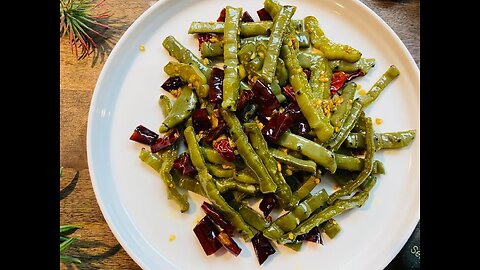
[87,0,420,269]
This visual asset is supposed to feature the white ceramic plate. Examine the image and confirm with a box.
[87,0,420,269]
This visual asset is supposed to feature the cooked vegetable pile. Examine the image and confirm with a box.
[129,0,416,265]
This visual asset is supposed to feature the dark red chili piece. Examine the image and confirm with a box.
[193,216,222,256]
[259,193,277,218]
[251,232,276,265]
[251,80,280,117]
[303,68,312,80]
[212,138,236,162]
[192,108,211,133]
[173,152,197,177]
[262,112,293,142]
[204,119,227,144]
[197,33,212,50]
[297,226,323,245]
[282,84,296,102]
[293,121,311,137]
[217,8,226,22]
[346,70,365,82]
[236,89,255,111]
[201,202,236,236]
[129,125,159,145]
[257,113,269,125]
[330,71,365,95]
[242,11,254,22]
[256,8,273,21]
[150,129,180,153]
[284,102,304,122]
[216,231,242,256]
[161,76,184,92]
[209,67,224,104]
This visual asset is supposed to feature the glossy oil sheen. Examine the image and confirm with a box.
[87,0,420,269]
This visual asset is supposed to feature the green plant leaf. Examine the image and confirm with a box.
[60,225,81,235]
[60,255,82,264]
[60,236,77,253]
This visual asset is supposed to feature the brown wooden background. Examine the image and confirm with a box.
[60,0,419,268]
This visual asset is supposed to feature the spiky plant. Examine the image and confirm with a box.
[60,0,110,59]
[60,167,82,264]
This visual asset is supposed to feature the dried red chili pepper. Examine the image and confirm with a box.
[209,67,224,104]
[129,125,159,145]
[303,68,312,80]
[150,129,180,153]
[212,138,236,162]
[256,8,272,21]
[297,226,323,245]
[216,231,242,256]
[201,202,236,236]
[259,193,277,218]
[251,80,280,117]
[262,112,293,142]
[161,76,184,92]
[192,108,211,133]
[251,232,276,265]
[197,33,212,50]
[193,216,222,256]
[217,8,226,22]
[242,11,254,22]
[204,119,227,144]
[236,89,255,111]
[330,71,365,95]
[282,84,296,102]
[173,152,197,177]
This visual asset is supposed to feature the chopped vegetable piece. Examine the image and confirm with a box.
[193,216,222,256]
[262,112,293,142]
[297,226,323,244]
[129,125,159,145]
[209,67,224,104]
[197,33,212,49]
[204,119,227,144]
[161,76,184,92]
[257,8,273,21]
[259,193,277,218]
[192,109,211,133]
[282,84,296,102]
[201,202,236,236]
[217,8,226,22]
[283,102,304,122]
[213,138,236,162]
[236,89,255,112]
[150,128,180,153]
[252,232,276,265]
[323,219,341,239]
[303,68,311,80]
[251,80,280,117]
[173,152,197,177]
[242,11,254,22]
[292,121,311,137]
[159,86,198,132]
[330,71,364,95]
[216,231,242,256]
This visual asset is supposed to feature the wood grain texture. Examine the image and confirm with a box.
[59,0,419,268]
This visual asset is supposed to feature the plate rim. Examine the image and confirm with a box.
[86,0,419,269]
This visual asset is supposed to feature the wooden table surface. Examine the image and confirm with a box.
[60,0,419,268]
